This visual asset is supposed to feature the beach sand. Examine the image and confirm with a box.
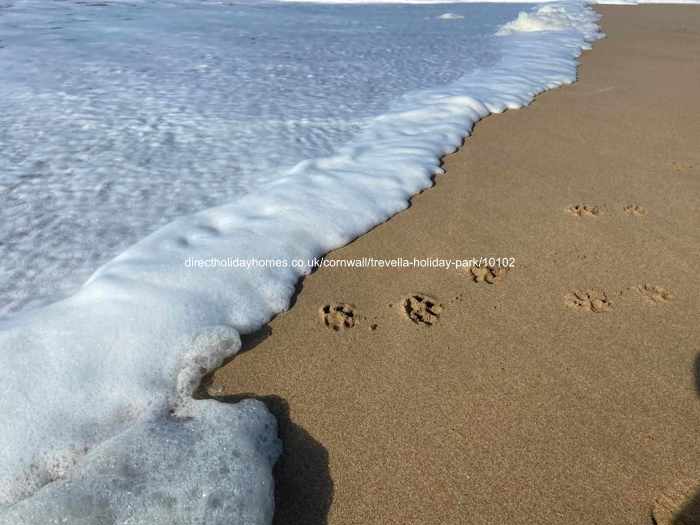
[206,7,700,525]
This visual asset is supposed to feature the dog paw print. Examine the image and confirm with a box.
[672,161,694,174]
[632,284,673,305]
[624,204,646,216]
[402,294,442,326]
[470,265,509,285]
[565,289,612,313]
[320,303,356,331]
[566,205,601,217]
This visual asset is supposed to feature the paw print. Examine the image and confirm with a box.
[320,303,356,331]
[566,205,601,217]
[633,284,672,304]
[470,265,509,285]
[403,294,442,326]
[672,161,694,174]
[623,204,646,216]
[565,289,612,313]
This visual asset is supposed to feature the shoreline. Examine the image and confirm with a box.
[1,3,604,519]
[209,6,700,525]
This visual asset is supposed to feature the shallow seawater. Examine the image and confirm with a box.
[0,0,527,316]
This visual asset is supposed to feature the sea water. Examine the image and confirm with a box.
[0,0,525,316]
[0,1,602,523]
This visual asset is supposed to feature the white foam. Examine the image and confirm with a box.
[438,13,466,19]
[497,3,600,35]
[1,1,602,522]
[0,400,280,525]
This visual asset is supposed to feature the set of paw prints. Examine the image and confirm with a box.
[566,204,647,217]
[320,262,512,331]
[565,284,673,314]
[320,294,443,332]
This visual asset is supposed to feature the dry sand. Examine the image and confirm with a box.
[207,7,700,525]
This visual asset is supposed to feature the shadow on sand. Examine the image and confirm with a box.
[660,352,700,525]
[196,282,333,524]
[218,393,334,525]
[672,355,700,523]
[669,489,700,524]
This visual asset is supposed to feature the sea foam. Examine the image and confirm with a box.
[0,1,601,523]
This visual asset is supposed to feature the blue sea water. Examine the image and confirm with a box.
[0,0,526,315]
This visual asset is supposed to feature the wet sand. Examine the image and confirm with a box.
[209,6,700,525]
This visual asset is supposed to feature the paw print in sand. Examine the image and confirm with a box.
[320,303,356,331]
[403,294,442,326]
[470,265,509,285]
[565,289,612,313]
[672,161,694,174]
[566,205,601,217]
[624,204,646,216]
[633,284,673,305]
